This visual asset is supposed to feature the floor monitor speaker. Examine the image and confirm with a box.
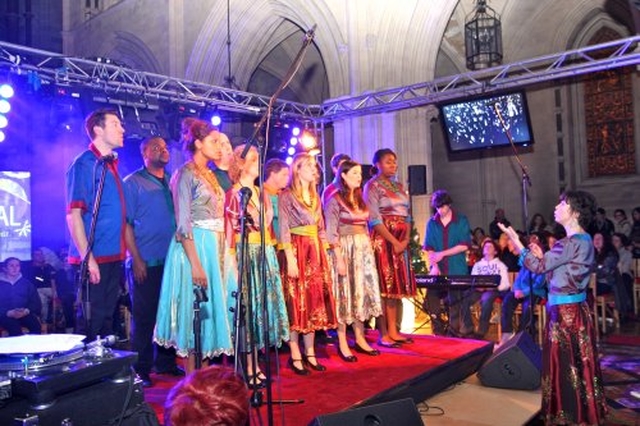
[308,398,422,426]
[478,331,542,390]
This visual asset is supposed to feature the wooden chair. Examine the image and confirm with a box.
[590,273,620,336]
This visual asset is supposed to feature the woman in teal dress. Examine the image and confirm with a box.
[154,119,234,374]
[225,144,290,386]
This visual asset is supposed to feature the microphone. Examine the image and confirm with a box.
[494,102,504,122]
[239,186,252,212]
[304,24,318,42]
[100,152,118,163]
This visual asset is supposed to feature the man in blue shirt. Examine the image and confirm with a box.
[124,136,182,387]
[422,189,472,336]
[66,109,126,343]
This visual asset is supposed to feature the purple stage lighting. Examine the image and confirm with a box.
[0,84,14,99]
[211,115,222,127]
[0,99,10,114]
[0,130,5,142]
[292,126,301,136]
[0,115,8,129]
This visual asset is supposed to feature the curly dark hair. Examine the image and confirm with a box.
[181,118,214,154]
[369,148,396,176]
[560,190,597,230]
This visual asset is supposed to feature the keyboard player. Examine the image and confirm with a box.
[422,190,474,336]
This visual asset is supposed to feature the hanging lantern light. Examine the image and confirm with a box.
[465,0,503,70]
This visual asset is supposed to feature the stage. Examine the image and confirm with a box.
[144,333,495,425]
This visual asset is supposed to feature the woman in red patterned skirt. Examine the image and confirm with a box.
[499,190,607,425]
[363,148,416,348]
[279,153,337,375]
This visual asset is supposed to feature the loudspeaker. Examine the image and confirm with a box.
[407,165,427,195]
[360,164,374,188]
[478,331,542,390]
[308,398,422,426]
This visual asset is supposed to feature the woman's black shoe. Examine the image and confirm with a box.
[377,339,401,348]
[248,375,266,388]
[302,354,327,371]
[338,349,358,363]
[288,358,310,376]
[392,336,414,344]
[354,343,380,356]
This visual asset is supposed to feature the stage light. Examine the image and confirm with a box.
[292,126,301,137]
[300,130,317,150]
[0,130,5,143]
[289,137,298,146]
[0,99,10,114]
[285,156,294,165]
[0,84,14,99]
[0,114,7,129]
[211,115,221,127]
[287,147,296,156]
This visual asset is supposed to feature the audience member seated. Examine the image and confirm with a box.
[528,213,552,234]
[468,227,486,267]
[593,232,631,317]
[164,366,248,426]
[0,257,42,336]
[500,233,548,345]
[466,239,511,339]
[489,208,510,240]
[26,248,57,333]
[588,208,614,237]
[612,233,634,321]
[613,209,631,237]
[497,232,520,272]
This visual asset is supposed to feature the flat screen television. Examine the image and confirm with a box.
[439,91,534,153]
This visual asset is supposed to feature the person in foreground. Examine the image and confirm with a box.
[164,366,249,426]
[498,190,607,425]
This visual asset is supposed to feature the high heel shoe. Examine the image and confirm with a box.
[354,342,380,356]
[302,354,327,371]
[288,358,310,376]
[392,336,414,344]
[247,374,266,388]
[377,339,400,348]
[338,348,358,363]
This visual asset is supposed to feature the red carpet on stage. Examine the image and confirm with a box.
[144,334,492,426]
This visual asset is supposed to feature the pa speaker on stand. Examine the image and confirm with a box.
[407,165,427,196]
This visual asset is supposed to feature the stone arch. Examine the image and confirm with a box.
[96,30,162,73]
[185,0,347,99]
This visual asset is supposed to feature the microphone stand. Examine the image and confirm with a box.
[231,193,252,402]
[494,104,536,341]
[238,25,316,426]
[77,156,112,339]
[193,285,208,370]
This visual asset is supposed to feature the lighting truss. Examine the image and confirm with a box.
[319,35,640,121]
[0,41,320,120]
[2,36,640,123]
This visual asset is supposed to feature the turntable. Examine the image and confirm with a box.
[0,335,148,426]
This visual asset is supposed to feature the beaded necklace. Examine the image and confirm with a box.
[377,176,402,194]
[189,161,224,198]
